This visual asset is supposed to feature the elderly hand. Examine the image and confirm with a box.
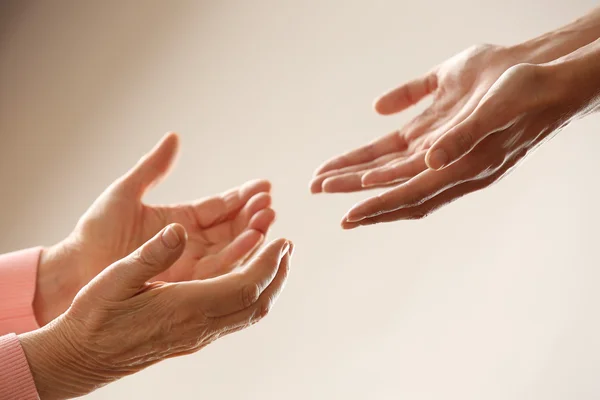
[20,224,293,399]
[35,133,275,325]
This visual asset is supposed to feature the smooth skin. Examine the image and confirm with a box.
[311,7,600,228]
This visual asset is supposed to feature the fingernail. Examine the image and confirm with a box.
[361,179,376,188]
[341,222,358,230]
[345,214,363,223]
[287,241,295,257]
[427,149,448,169]
[280,241,291,259]
[162,224,181,249]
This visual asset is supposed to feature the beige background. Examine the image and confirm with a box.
[1,0,600,399]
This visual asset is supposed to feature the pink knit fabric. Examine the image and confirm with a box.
[0,247,43,399]
[0,334,39,399]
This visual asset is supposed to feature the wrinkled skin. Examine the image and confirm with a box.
[36,133,276,325]
[21,225,293,399]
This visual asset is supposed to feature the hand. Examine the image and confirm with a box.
[20,224,293,399]
[310,5,600,197]
[310,44,522,195]
[35,133,275,325]
[309,40,597,228]
[340,60,595,227]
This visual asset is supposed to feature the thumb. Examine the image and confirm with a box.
[425,98,506,170]
[373,72,438,115]
[87,224,187,301]
[117,132,180,197]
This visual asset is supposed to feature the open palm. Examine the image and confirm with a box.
[64,133,275,292]
[310,44,522,194]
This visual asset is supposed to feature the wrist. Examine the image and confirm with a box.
[545,38,600,119]
[33,240,82,326]
[508,9,600,65]
[19,320,95,399]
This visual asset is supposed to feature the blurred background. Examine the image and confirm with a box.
[1,0,600,399]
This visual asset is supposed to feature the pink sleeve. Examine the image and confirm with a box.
[0,249,43,398]
[0,248,42,335]
[0,334,39,399]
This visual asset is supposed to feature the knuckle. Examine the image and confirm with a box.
[241,283,260,308]
[507,64,548,96]
[470,43,494,53]
[509,63,537,79]
[455,130,475,153]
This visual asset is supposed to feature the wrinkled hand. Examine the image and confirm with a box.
[336,61,590,227]
[36,133,275,325]
[21,224,293,399]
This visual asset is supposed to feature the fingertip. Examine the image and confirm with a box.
[160,132,181,156]
[244,179,272,194]
[309,177,323,194]
[161,223,188,249]
[173,222,188,239]
[281,241,291,260]
[341,219,359,230]
[344,208,365,223]
[261,179,273,193]
[373,91,401,116]
[264,238,291,264]
[372,96,388,115]
[262,238,291,257]
[248,208,276,233]
[249,192,272,209]
[164,131,180,143]
[279,249,292,278]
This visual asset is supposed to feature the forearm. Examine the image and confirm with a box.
[33,243,81,327]
[20,324,95,400]
[545,37,600,118]
[509,6,600,64]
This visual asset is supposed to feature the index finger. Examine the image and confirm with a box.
[313,131,407,176]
